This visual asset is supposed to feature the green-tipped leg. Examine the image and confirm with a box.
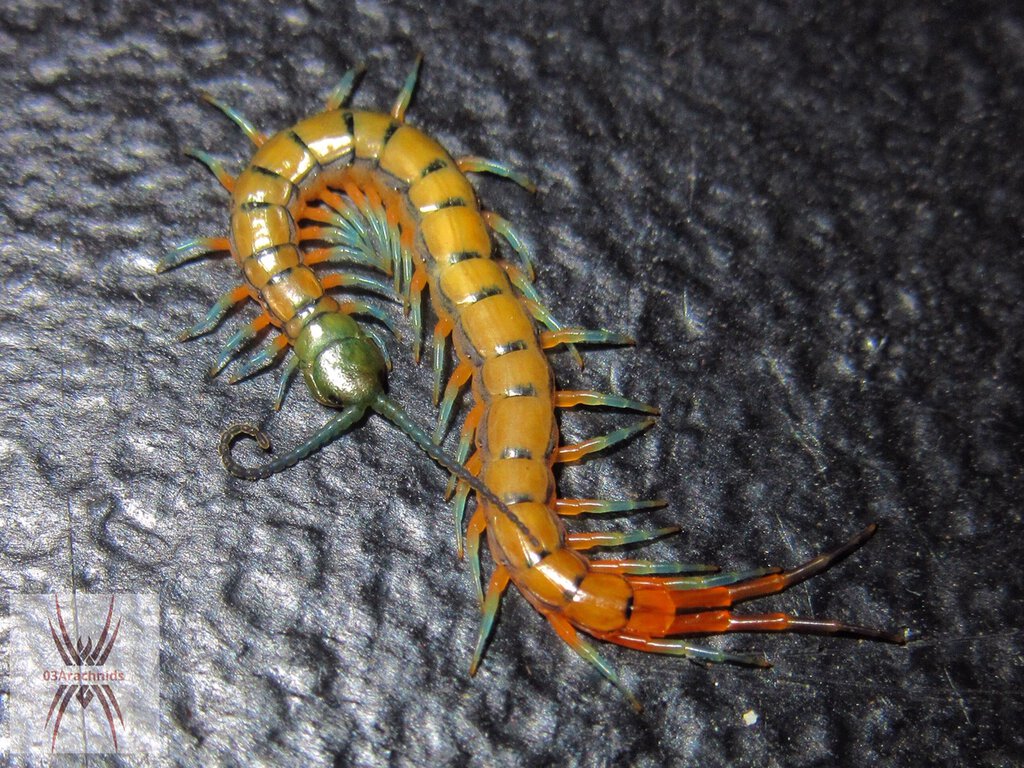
[451,479,471,559]
[337,300,399,337]
[588,559,719,576]
[273,355,300,411]
[444,429,474,499]
[432,325,449,405]
[661,567,780,590]
[548,613,640,711]
[184,148,234,193]
[457,156,537,193]
[200,91,265,146]
[540,328,635,349]
[157,237,230,273]
[613,635,770,668]
[433,364,472,444]
[322,271,401,302]
[325,64,366,110]
[469,566,510,676]
[522,296,583,369]
[483,211,536,281]
[567,526,682,551]
[227,337,287,384]
[465,509,486,601]
[362,326,393,372]
[178,285,250,341]
[554,390,659,415]
[555,418,657,464]
[209,317,266,377]
[554,498,667,516]
[391,54,423,121]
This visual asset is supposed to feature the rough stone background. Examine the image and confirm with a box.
[1,0,1021,765]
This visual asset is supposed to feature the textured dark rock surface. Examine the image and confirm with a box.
[1,0,1022,765]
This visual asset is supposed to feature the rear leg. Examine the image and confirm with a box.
[661,525,908,644]
[546,612,641,712]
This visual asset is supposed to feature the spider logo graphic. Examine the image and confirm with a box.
[44,595,124,752]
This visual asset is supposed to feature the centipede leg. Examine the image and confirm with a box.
[465,508,487,600]
[178,284,252,341]
[667,608,908,644]
[434,359,473,443]
[451,480,471,558]
[567,527,682,551]
[659,526,908,644]
[554,390,659,415]
[391,54,423,121]
[457,156,537,193]
[157,237,230,273]
[320,272,400,302]
[273,355,300,411]
[482,211,535,281]
[302,243,391,275]
[589,559,717,576]
[200,91,266,146]
[408,265,428,363]
[228,335,289,384]
[555,418,657,463]
[540,328,635,349]
[555,498,667,516]
[546,612,640,712]
[308,188,390,274]
[432,318,453,405]
[513,282,582,369]
[610,634,769,668]
[450,451,482,559]
[184,149,235,193]
[445,403,481,499]
[325,64,366,110]
[632,567,779,591]
[469,565,511,676]
[337,300,399,337]
[209,313,271,377]
[363,326,393,372]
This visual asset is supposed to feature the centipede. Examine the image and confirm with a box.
[159,57,907,708]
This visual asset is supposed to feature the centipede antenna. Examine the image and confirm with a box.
[371,394,542,550]
[219,405,365,480]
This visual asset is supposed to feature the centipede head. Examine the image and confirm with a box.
[285,310,386,408]
[302,336,388,409]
